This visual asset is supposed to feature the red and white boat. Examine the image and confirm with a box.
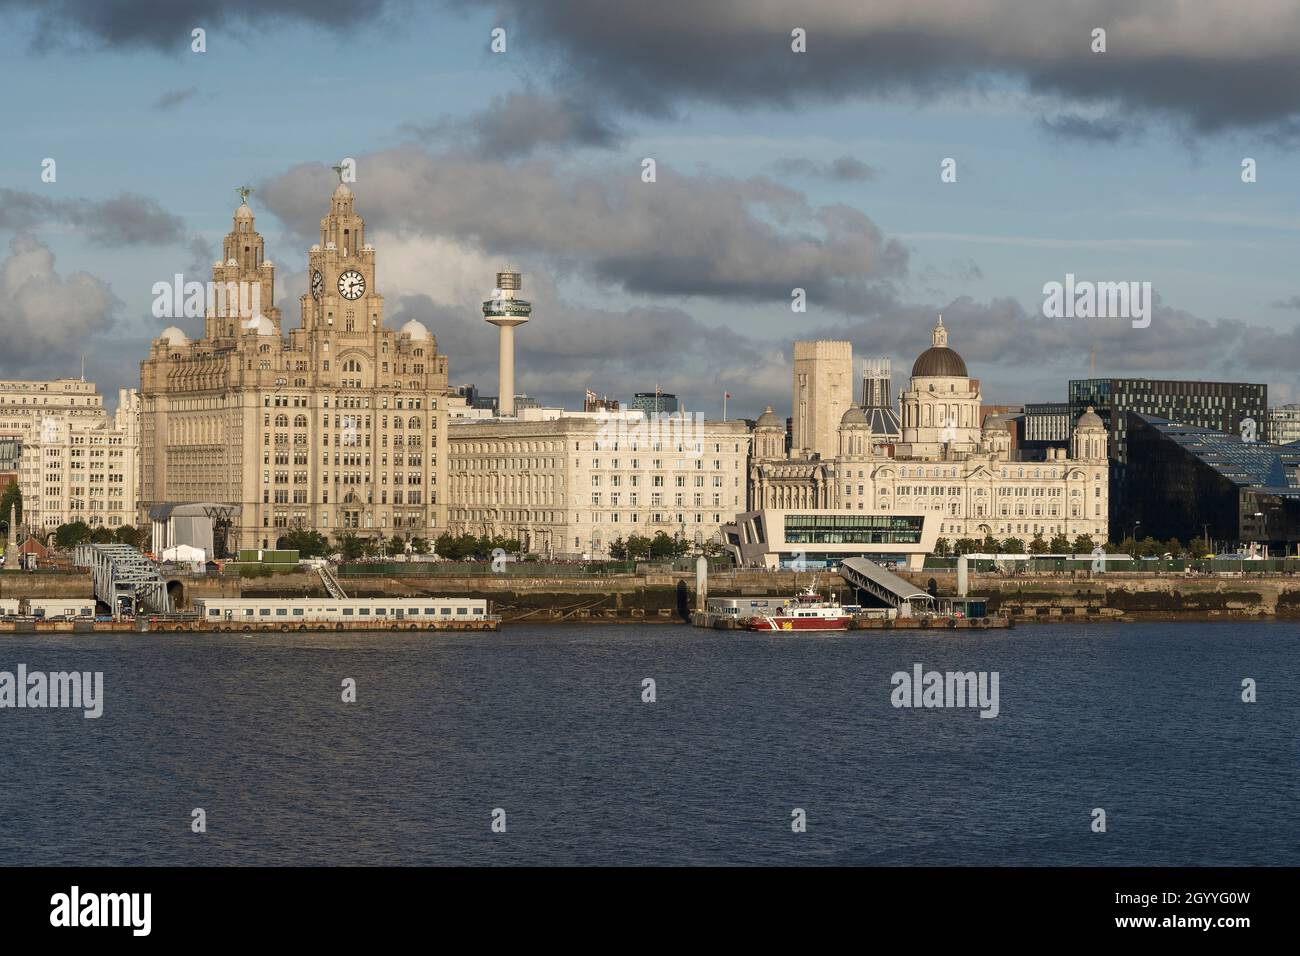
[747,581,855,632]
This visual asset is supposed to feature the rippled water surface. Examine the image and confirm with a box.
[1,621,1296,865]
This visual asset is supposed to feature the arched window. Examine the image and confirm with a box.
[293,415,308,428]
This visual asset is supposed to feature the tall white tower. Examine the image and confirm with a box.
[482,270,532,417]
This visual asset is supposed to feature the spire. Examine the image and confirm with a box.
[932,314,948,348]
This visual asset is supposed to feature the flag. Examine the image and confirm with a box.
[724,392,731,399]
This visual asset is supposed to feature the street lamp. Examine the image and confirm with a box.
[1253,511,1266,559]
[1129,520,1141,558]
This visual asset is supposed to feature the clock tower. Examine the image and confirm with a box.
[301,180,383,335]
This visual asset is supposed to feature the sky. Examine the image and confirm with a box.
[3,0,1300,418]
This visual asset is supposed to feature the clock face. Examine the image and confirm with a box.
[311,270,324,300]
[338,269,366,300]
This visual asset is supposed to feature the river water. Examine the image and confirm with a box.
[1,621,1295,865]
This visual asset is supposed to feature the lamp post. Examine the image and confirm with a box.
[1129,520,1141,558]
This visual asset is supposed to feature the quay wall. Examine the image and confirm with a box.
[4,569,1300,621]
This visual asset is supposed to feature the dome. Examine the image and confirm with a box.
[911,347,967,378]
[756,406,783,429]
[242,315,276,335]
[333,182,353,200]
[159,326,188,345]
[234,203,253,220]
[399,319,431,341]
[840,405,870,427]
[911,315,968,378]
[982,412,1013,434]
[1076,405,1105,430]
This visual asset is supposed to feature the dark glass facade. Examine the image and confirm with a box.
[784,513,923,545]
[1070,378,1268,540]
[1123,413,1300,551]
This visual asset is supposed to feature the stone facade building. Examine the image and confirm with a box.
[0,379,140,534]
[139,183,451,551]
[749,320,1110,545]
[447,413,751,558]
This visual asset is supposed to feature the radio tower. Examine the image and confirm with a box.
[482,270,532,416]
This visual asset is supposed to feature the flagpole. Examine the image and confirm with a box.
[723,392,728,421]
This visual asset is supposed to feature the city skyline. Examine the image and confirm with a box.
[3,1,1300,420]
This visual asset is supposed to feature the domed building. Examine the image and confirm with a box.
[733,318,1110,568]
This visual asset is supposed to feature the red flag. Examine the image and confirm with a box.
[724,392,731,399]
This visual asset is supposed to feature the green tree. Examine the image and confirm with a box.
[953,537,980,556]
[625,534,652,560]
[409,536,429,555]
[114,524,144,549]
[1163,537,1183,558]
[0,482,21,530]
[608,536,628,560]
[433,531,463,561]
[385,534,407,557]
[89,526,115,544]
[282,527,330,558]
[933,538,951,557]
[1117,535,1138,557]
[334,532,364,562]
[1028,532,1048,554]
[980,533,1000,554]
[1137,535,1161,557]
[1048,532,1072,553]
[54,521,93,549]
[1072,534,1096,555]
[648,531,677,558]
[1001,537,1026,554]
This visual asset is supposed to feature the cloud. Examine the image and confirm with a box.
[1271,295,1300,310]
[772,155,876,181]
[0,189,186,245]
[0,235,119,374]
[1038,113,1144,143]
[153,86,199,110]
[401,91,623,159]
[258,148,908,311]
[486,0,1300,137]
[366,232,773,410]
[3,0,401,51]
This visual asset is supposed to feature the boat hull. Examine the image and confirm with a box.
[748,615,853,632]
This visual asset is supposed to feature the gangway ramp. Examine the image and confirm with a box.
[838,557,935,617]
[318,563,348,600]
[74,543,172,617]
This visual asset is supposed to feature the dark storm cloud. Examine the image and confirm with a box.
[484,0,1300,136]
[0,0,399,51]
[402,91,623,159]
[153,86,199,110]
[802,295,1300,386]
[0,189,186,245]
[1270,295,1300,310]
[258,149,908,311]
[772,156,876,182]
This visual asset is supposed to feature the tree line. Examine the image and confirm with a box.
[933,533,1191,558]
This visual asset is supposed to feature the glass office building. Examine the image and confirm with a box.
[1070,378,1268,541]
[1124,413,1300,553]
